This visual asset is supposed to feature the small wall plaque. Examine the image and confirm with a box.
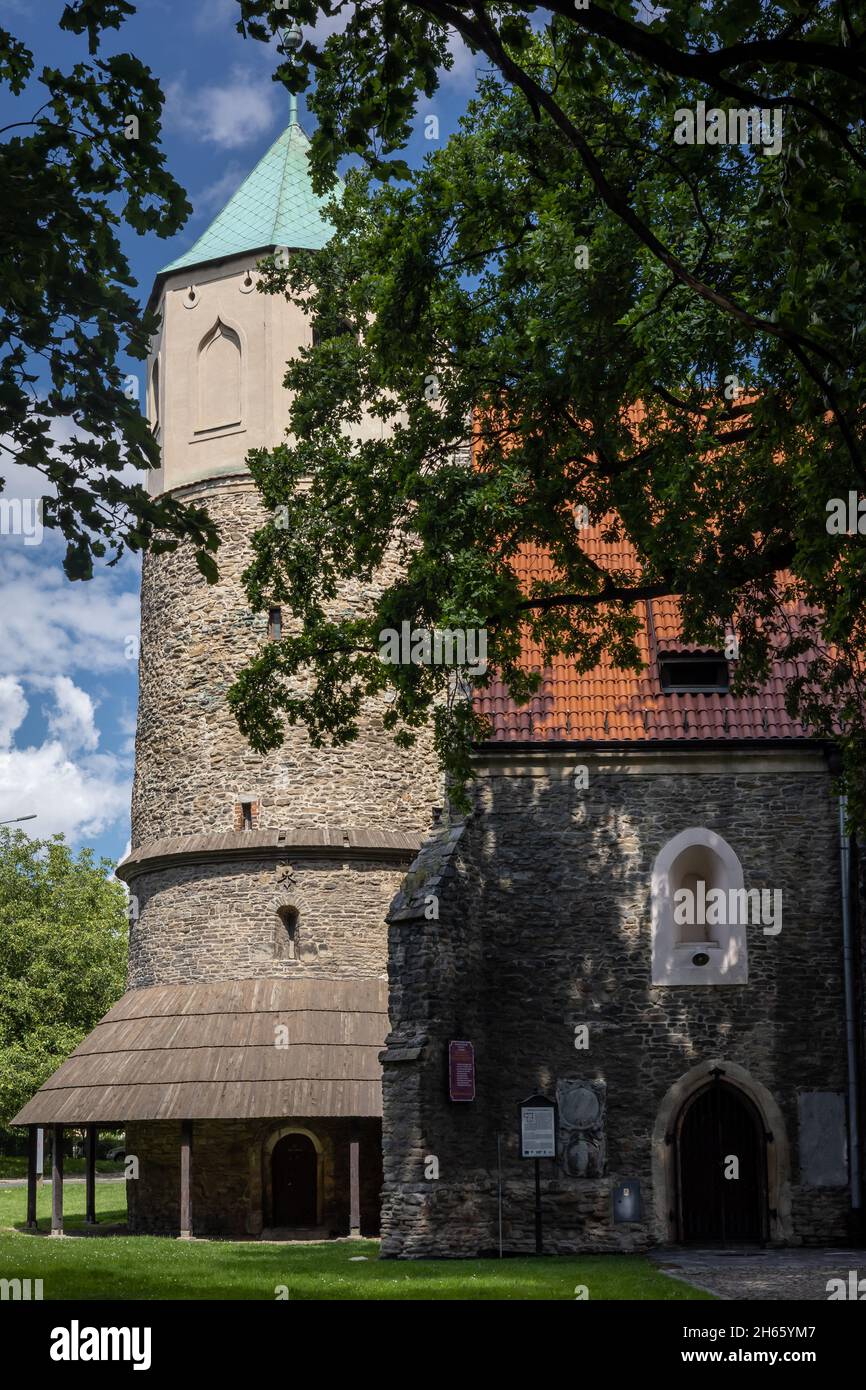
[448,1040,476,1102]
[613,1180,642,1223]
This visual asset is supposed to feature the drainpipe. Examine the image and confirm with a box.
[838,794,862,1226]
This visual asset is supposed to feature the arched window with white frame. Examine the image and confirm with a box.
[651,827,748,985]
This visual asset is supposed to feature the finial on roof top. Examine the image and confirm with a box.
[278,23,303,127]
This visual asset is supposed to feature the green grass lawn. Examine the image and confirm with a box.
[0,1180,711,1301]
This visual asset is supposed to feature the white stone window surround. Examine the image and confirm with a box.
[651,826,748,985]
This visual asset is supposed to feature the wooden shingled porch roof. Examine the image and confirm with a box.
[12,977,388,1126]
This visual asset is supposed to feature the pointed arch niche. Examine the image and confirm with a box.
[195,318,244,435]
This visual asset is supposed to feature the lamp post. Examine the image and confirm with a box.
[0,814,36,825]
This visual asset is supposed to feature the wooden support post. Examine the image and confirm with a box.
[179,1119,193,1239]
[51,1125,64,1237]
[349,1139,361,1238]
[26,1125,38,1230]
[85,1124,97,1225]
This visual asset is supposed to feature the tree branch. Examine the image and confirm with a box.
[541,2,866,86]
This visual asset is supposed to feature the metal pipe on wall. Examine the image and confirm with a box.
[838,794,862,1219]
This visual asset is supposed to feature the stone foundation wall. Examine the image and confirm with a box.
[382,753,854,1256]
[125,1117,382,1239]
[790,1188,852,1247]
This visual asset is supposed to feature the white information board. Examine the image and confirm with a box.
[521,1105,556,1158]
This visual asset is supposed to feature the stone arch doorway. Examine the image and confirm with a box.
[264,1127,325,1229]
[652,1059,793,1246]
[676,1074,767,1244]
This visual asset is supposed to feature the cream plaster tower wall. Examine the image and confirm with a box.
[146,252,305,494]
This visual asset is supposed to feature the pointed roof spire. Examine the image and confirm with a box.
[159,120,337,276]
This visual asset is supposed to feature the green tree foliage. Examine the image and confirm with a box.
[0,0,219,581]
[229,3,866,821]
[0,829,127,1133]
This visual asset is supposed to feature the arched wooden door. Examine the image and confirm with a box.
[271,1133,318,1227]
[676,1076,768,1244]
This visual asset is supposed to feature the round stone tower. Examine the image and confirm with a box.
[113,121,439,1238]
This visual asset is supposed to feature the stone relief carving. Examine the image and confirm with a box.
[556,1078,607,1178]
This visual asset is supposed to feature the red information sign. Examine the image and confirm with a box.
[448,1040,476,1102]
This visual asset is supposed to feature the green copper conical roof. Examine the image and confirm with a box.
[160,122,336,275]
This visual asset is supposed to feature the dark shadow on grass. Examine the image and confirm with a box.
[13,1210,128,1236]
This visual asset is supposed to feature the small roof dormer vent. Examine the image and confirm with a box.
[658,651,730,695]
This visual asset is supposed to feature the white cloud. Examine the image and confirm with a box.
[0,676,27,751]
[1,425,144,696]
[192,0,237,31]
[1,428,140,848]
[116,704,137,757]
[0,677,130,841]
[45,676,99,753]
[0,547,139,682]
[304,7,355,43]
[2,422,152,503]
[194,162,247,217]
[0,740,130,841]
[165,65,279,149]
[440,31,478,90]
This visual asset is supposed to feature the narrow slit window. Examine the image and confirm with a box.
[275,906,298,961]
[150,358,160,432]
[268,607,282,641]
[241,802,253,831]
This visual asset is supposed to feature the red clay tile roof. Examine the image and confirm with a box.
[477,529,812,744]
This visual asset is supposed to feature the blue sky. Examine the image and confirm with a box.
[0,0,478,867]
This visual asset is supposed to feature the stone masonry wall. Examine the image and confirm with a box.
[126,1117,382,1239]
[382,754,853,1256]
[382,824,491,1256]
[132,478,440,849]
[127,854,401,988]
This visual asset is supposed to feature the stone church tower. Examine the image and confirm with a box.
[18,115,862,1263]
[15,120,439,1238]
